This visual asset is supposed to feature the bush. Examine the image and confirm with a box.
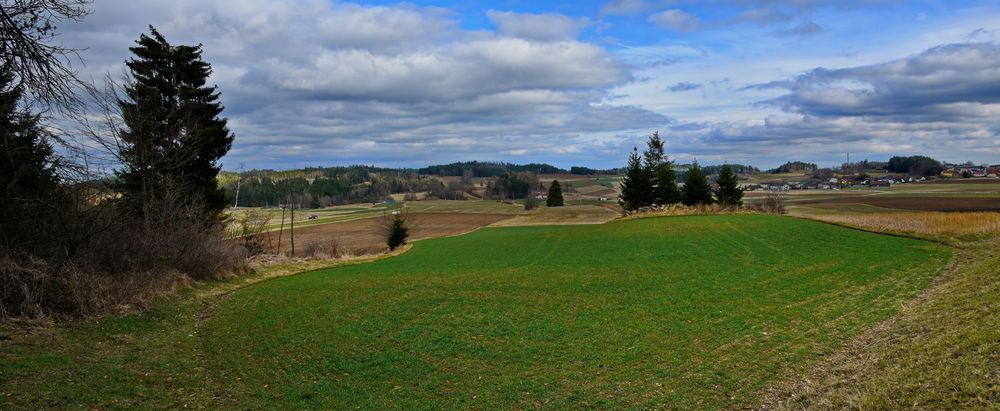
[524,196,540,210]
[382,211,410,251]
[750,191,786,214]
[0,191,248,319]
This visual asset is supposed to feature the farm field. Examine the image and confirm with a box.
[180,216,953,409]
[491,204,619,226]
[264,212,513,254]
[1,215,947,409]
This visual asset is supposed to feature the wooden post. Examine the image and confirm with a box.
[277,204,285,252]
[289,193,296,258]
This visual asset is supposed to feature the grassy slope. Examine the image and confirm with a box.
[198,215,947,409]
[762,216,1000,409]
[0,215,953,409]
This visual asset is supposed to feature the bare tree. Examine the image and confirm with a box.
[0,0,90,108]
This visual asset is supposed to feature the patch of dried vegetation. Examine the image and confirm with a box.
[812,211,1000,238]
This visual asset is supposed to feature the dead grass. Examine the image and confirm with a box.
[812,211,1000,238]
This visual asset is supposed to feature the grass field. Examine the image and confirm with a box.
[0,215,948,409]
[11,208,998,408]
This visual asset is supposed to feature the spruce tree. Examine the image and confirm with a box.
[619,147,652,211]
[0,69,61,249]
[643,130,665,167]
[386,214,409,250]
[117,26,234,218]
[652,162,681,205]
[714,164,744,207]
[546,180,564,207]
[681,162,713,206]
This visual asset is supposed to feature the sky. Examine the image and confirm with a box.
[58,0,1000,170]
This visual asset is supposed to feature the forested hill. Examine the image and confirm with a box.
[417,161,565,177]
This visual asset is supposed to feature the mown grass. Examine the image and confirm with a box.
[198,215,948,409]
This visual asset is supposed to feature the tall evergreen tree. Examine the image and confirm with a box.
[0,68,62,250]
[652,162,681,205]
[546,180,564,207]
[643,130,665,167]
[619,147,652,211]
[117,26,234,218]
[681,162,713,206]
[714,164,744,207]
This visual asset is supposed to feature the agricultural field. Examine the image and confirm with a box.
[0,215,951,408]
[265,212,515,254]
[771,179,1000,214]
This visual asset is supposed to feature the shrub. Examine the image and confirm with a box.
[524,196,540,210]
[381,211,410,251]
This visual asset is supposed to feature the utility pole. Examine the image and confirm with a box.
[277,203,285,251]
[289,192,295,257]
[229,163,245,238]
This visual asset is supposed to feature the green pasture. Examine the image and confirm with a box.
[201,215,947,409]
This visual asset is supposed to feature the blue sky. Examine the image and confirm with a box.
[60,0,1000,170]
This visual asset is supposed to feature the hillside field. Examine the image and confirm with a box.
[0,215,949,409]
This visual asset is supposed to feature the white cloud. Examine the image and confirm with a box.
[486,10,589,41]
[648,9,700,32]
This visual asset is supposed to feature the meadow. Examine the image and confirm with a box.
[1,215,949,409]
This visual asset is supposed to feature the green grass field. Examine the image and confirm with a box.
[0,215,953,408]
[202,215,946,409]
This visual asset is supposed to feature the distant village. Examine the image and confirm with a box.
[742,162,1000,192]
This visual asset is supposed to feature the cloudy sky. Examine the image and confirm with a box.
[60,0,1000,170]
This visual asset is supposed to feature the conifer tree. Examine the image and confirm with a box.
[643,130,665,167]
[652,162,681,205]
[117,26,234,219]
[619,147,652,211]
[681,162,713,206]
[546,180,564,207]
[714,164,744,207]
[0,68,61,249]
[386,213,409,250]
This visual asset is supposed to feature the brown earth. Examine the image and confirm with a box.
[794,196,1000,211]
[914,178,1000,185]
[261,212,514,254]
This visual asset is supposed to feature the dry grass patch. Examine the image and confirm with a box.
[812,211,1000,238]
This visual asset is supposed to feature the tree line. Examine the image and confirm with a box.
[618,132,743,211]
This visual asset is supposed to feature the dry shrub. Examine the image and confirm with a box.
[747,191,786,214]
[347,244,389,257]
[813,212,1000,237]
[1,192,248,320]
[234,210,271,256]
[623,203,755,219]
[301,239,342,259]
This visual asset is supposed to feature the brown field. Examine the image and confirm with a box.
[809,212,1000,238]
[263,212,513,254]
[491,205,619,226]
[793,196,1000,211]
[913,178,1000,185]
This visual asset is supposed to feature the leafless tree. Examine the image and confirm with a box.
[1,0,90,108]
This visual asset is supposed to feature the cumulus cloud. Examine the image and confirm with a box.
[487,10,589,41]
[648,9,700,31]
[672,42,1000,165]
[59,0,668,169]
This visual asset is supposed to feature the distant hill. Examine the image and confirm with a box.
[418,161,565,177]
[769,161,818,174]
